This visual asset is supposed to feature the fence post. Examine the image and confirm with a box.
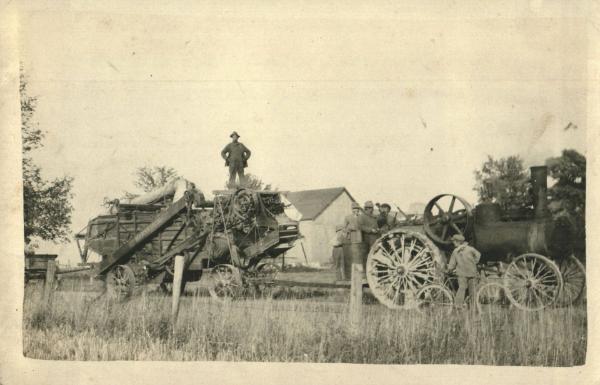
[171,255,185,327]
[349,245,363,332]
[43,259,56,307]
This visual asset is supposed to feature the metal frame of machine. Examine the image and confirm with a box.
[76,180,300,299]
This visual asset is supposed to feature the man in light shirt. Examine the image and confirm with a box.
[447,233,481,309]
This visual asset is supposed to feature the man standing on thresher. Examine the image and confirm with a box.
[221,131,252,187]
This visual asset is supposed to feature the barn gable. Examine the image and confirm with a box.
[283,187,356,266]
[285,187,356,221]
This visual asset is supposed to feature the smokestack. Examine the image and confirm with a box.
[530,166,548,219]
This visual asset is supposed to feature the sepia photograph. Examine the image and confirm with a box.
[2,0,597,379]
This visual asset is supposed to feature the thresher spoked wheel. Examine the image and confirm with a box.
[475,281,510,314]
[423,194,473,245]
[366,230,444,310]
[256,262,280,282]
[556,254,586,306]
[415,284,454,315]
[503,253,563,311]
[252,262,281,298]
[106,264,136,300]
[208,264,242,302]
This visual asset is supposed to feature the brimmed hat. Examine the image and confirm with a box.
[230,131,240,138]
[351,202,360,209]
[364,201,374,208]
[380,203,391,210]
[335,225,344,231]
[451,234,465,242]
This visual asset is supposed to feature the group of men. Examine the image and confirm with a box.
[330,200,400,281]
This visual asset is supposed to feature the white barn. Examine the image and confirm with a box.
[282,187,356,266]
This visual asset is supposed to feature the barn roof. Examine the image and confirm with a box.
[284,187,356,221]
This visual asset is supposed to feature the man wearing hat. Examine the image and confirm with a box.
[447,233,481,309]
[221,131,252,186]
[343,202,366,277]
[359,201,380,249]
[343,202,363,244]
[376,203,398,233]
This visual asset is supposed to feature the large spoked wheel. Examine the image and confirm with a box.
[475,281,510,314]
[424,194,473,245]
[416,284,454,315]
[366,230,444,309]
[106,264,136,300]
[208,264,242,302]
[503,253,562,311]
[556,254,586,306]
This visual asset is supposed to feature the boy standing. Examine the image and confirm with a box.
[447,234,481,309]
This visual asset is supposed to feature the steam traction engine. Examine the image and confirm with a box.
[76,179,300,299]
[365,166,585,311]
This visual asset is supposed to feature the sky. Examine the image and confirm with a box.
[18,1,588,264]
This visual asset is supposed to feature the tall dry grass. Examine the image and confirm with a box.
[23,283,586,365]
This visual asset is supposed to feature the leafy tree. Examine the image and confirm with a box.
[546,149,586,215]
[21,69,74,246]
[473,155,532,211]
[225,173,274,190]
[133,166,179,193]
[545,149,586,256]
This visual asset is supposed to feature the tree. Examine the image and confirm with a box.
[546,149,586,215]
[21,69,74,246]
[225,173,274,190]
[133,166,179,193]
[545,149,586,255]
[473,155,532,211]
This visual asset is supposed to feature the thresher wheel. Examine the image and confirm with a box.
[366,230,444,309]
[208,264,242,302]
[556,254,586,306]
[106,264,136,300]
[253,262,281,298]
[415,284,454,315]
[503,253,563,311]
[475,281,510,314]
[424,194,473,245]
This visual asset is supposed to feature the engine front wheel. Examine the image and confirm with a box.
[503,253,562,311]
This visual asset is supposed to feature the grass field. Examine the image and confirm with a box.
[23,273,587,365]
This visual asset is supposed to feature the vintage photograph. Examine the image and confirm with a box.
[17,1,588,366]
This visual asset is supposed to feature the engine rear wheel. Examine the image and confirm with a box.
[366,230,444,309]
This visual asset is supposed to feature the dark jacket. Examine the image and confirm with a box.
[377,213,398,233]
[359,213,379,248]
[221,142,251,167]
